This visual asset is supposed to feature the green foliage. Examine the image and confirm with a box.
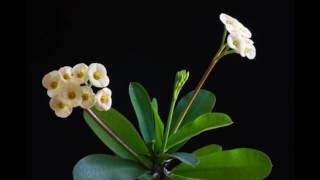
[168,152,199,167]
[83,107,150,161]
[172,148,273,180]
[171,89,216,134]
[73,154,147,180]
[77,80,272,180]
[166,113,233,151]
[129,82,155,144]
[151,98,164,152]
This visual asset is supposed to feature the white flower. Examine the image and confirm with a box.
[242,39,256,60]
[227,34,256,59]
[59,66,73,82]
[220,13,251,38]
[227,34,245,53]
[80,86,96,109]
[42,70,64,97]
[95,88,112,111]
[88,63,110,88]
[59,82,82,107]
[72,63,88,84]
[49,96,73,118]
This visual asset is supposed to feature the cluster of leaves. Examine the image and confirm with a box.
[73,82,272,179]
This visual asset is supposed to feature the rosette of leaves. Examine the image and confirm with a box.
[73,80,272,180]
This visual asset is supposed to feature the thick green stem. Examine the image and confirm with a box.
[161,95,177,153]
[84,108,151,169]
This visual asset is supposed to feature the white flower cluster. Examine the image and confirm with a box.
[42,63,112,118]
[220,13,256,59]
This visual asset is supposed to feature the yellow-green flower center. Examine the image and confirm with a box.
[68,91,76,99]
[50,81,58,89]
[93,71,102,80]
[233,40,240,48]
[57,101,65,109]
[77,71,84,78]
[63,74,71,80]
[244,48,249,54]
[100,95,108,103]
[226,20,233,24]
[82,93,89,101]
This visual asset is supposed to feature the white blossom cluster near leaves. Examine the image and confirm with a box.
[220,13,256,59]
[42,63,112,118]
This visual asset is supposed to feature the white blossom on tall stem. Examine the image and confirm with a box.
[227,34,256,60]
[80,86,96,109]
[88,63,110,88]
[72,63,88,84]
[219,13,251,38]
[227,34,245,54]
[42,70,64,97]
[221,13,256,60]
[95,88,112,111]
[49,96,73,118]
[242,39,256,60]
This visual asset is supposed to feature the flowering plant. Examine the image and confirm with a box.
[42,13,272,180]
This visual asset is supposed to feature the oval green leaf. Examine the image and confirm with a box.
[151,98,164,153]
[170,173,205,180]
[170,89,216,134]
[83,107,150,161]
[167,113,233,150]
[129,82,155,144]
[168,152,199,167]
[192,144,222,157]
[137,172,152,180]
[172,148,273,180]
[73,154,147,180]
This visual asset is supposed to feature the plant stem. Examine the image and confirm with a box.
[224,49,236,56]
[171,52,224,134]
[84,108,151,169]
[171,28,229,134]
[221,27,227,47]
[161,95,177,153]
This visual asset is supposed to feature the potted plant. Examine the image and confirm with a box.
[42,13,272,180]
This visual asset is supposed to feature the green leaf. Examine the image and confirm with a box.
[83,107,150,161]
[129,82,155,144]
[167,113,233,150]
[171,89,216,134]
[151,98,158,112]
[137,172,152,180]
[73,154,147,180]
[170,173,205,180]
[151,98,164,153]
[168,152,199,167]
[167,141,187,154]
[172,148,273,180]
[193,144,222,157]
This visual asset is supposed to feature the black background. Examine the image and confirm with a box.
[26,0,294,179]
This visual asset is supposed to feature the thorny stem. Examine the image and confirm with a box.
[84,108,151,169]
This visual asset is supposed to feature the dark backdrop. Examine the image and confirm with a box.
[26,1,294,179]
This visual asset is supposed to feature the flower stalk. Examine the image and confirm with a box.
[171,28,232,134]
[162,70,189,153]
